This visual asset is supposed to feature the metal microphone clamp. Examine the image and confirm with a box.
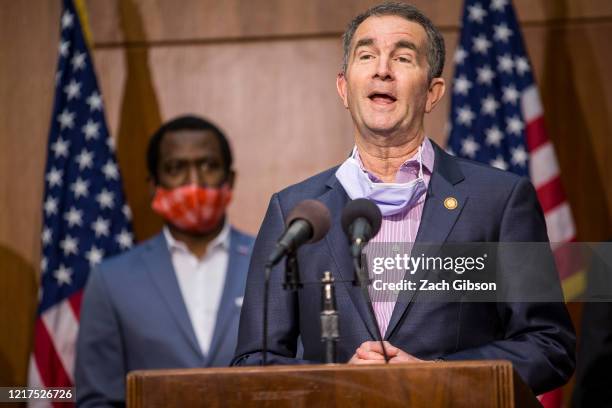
[282,252,302,291]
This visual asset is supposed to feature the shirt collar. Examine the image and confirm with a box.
[352,137,434,176]
[163,220,231,257]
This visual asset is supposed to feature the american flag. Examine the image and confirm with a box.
[447,0,576,406]
[28,0,133,404]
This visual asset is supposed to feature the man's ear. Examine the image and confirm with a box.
[425,77,446,113]
[336,72,349,109]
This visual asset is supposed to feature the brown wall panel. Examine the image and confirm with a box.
[0,1,59,268]
[522,21,612,240]
[0,0,60,386]
[87,0,612,44]
[87,0,439,44]
[0,248,37,387]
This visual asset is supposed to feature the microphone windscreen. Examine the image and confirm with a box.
[286,199,332,243]
[341,198,382,237]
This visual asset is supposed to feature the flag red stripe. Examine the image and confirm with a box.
[525,116,548,152]
[539,388,563,408]
[535,177,567,214]
[33,318,73,388]
[68,290,83,319]
[554,240,582,280]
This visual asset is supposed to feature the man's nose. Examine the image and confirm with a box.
[374,56,393,81]
[186,165,201,186]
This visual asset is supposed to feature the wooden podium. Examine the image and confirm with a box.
[127,360,540,407]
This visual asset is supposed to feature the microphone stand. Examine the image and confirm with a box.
[352,252,390,364]
[264,249,387,365]
[320,271,339,363]
[263,263,272,366]
[263,251,302,366]
[283,252,302,291]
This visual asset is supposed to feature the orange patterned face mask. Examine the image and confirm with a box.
[151,184,232,234]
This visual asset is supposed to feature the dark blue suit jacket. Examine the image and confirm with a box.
[76,227,254,407]
[233,143,575,394]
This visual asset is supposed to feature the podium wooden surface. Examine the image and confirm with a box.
[127,360,540,407]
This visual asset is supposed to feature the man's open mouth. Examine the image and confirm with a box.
[368,92,397,104]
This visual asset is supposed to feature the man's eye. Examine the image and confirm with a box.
[164,162,184,174]
[199,161,221,172]
[359,54,374,60]
[396,56,412,63]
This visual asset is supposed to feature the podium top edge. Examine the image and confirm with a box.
[127,359,513,379]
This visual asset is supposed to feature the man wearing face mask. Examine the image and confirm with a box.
[234,2,574,396]
[75,115,254,407]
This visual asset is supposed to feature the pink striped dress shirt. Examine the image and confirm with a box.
[354,138,435,336]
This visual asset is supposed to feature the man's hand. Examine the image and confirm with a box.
[388,347,425,364]
[347,341,425,364]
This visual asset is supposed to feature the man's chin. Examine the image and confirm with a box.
[167,219,225,238]
[362,121,402,137]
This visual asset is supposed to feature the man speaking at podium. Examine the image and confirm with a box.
[233,2,575,394]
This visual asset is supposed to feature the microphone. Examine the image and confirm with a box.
[341,198,383,260]
[266,199,331,267]
[341,198,389,363]
[262,199,331,365]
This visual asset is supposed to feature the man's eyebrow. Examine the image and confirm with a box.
[394,40,418,52]
[353,38,419,53]
[354,38,374,50]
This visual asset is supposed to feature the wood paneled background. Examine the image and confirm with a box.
[1,0,610,396]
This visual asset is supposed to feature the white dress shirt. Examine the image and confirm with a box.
[163,222,230,357]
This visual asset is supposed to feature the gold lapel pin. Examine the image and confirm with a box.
[444,197,458,210]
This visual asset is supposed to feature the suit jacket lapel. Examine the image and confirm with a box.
[385,144,468,340]
[141,233,204,362]
[207,229,251,362]
[321,173,380,340]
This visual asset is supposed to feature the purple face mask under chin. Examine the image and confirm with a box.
[335,148,427,216]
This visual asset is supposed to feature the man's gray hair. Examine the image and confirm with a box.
[341,2,445,81]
